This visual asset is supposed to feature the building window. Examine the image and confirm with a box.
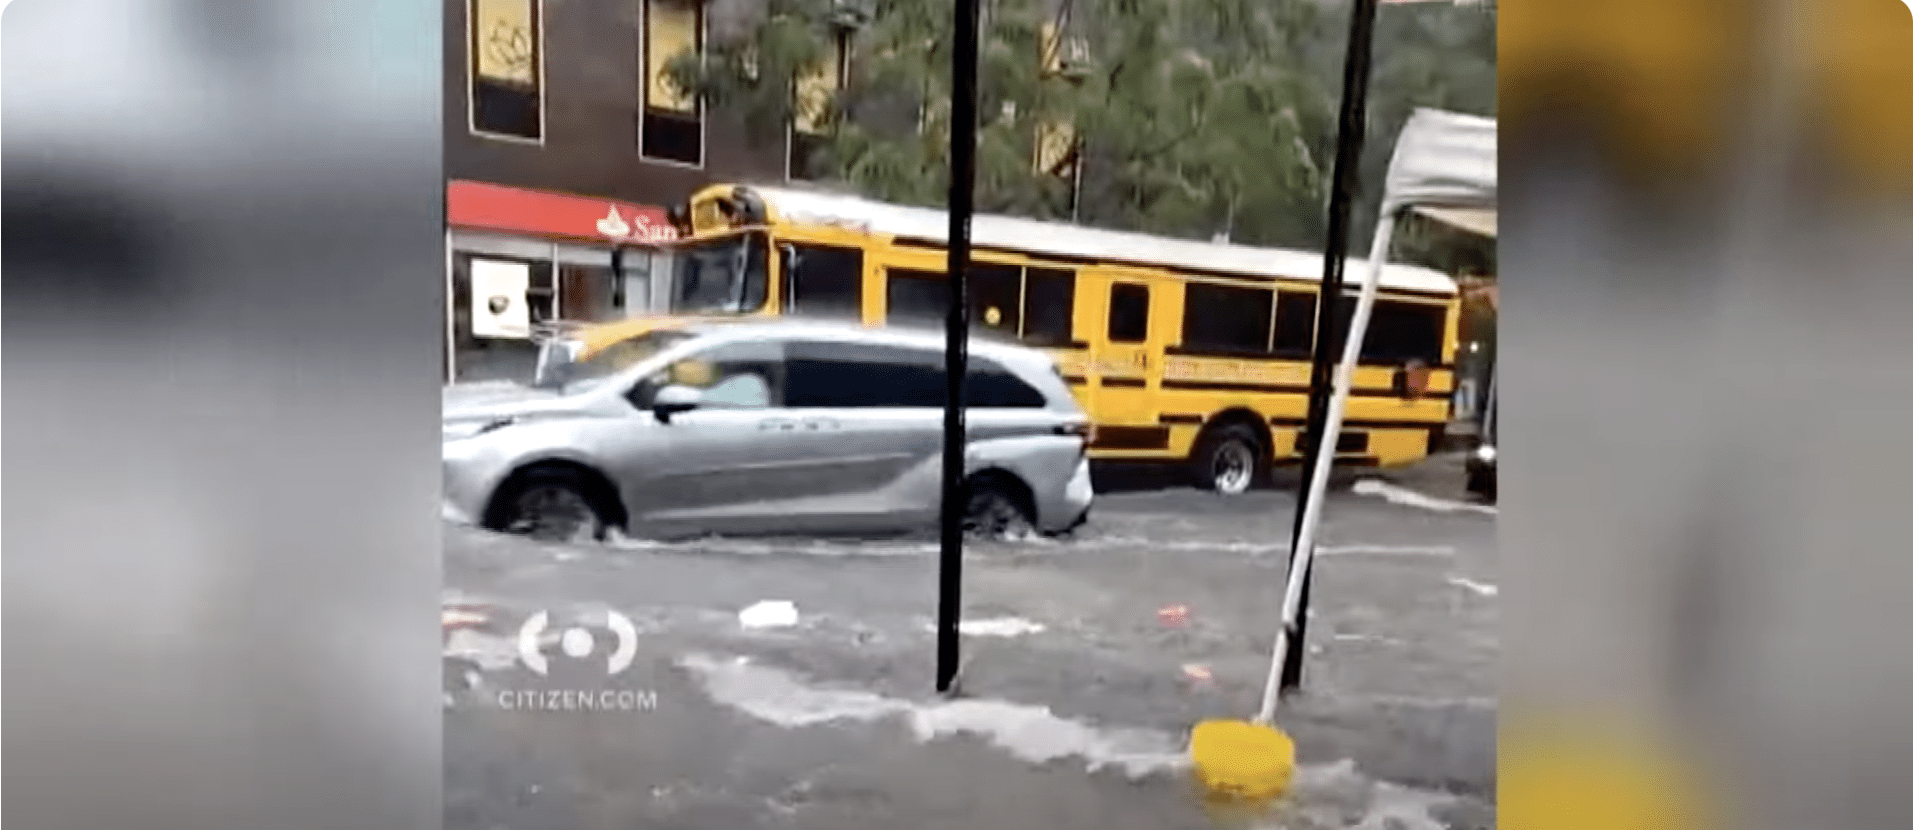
[469,0,543,140]
[641,0,704,166]
[789,27,851,180]
[1181,282,1274,355]
[1034,21,1082,216]
[1108,282,1150,343]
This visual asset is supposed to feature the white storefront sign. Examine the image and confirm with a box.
[470,258,532,339]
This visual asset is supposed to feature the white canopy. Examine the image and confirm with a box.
[1382,108,1497,230]
[1261,107,1498,720]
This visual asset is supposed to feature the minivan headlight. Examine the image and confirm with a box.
[1474,444,1497,462]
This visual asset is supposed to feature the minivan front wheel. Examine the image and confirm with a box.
[495,467,609,542]
[961,477,1034,541]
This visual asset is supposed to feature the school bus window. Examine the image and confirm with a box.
[1365,300,1447,364]
[671,232,768,314]
[1330,295,1446,364]
[886,268,946,327]
[884,265,1021,333]
[1021,267,1076,346]
[967,263,1022,335]
[783,242,863,319]
[1182,282,1273,354]
[1108,283,1150,343]
[1271,292,1317,355]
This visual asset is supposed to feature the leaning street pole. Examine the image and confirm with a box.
[1279,0,1381,694]
[935,0,985,694]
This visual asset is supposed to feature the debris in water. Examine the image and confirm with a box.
[1181,663,1213,682]
[442,606,489,629]
[739,600,800,629]
[1157,605,1191,626]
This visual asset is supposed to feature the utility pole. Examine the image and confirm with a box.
[935,0,984,694]
[1282,0,1381,694]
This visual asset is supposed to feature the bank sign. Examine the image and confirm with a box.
[447,180,679,244]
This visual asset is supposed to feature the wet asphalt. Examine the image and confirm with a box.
[443,454,1498,829]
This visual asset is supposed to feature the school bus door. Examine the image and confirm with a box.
[1085,269,1163,430]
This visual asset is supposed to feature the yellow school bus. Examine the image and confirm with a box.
[555,183,1461,493]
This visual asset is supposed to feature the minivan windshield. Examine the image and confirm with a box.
[547,329,697,393]
[669,232,769,315]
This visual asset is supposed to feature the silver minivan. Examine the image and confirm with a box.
[443,320,1095,541]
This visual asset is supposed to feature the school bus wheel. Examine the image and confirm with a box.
[1191,419,1269,496]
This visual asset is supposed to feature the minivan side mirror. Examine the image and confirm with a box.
[650,384,704,423]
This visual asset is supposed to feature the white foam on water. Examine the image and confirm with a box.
[1446,576,1499,597]
[1320,544,1457,558]
[1067,535,1455,558]
[442,627,521,671]
[555,528,1450,562]
[604,529,936,558]
[682,654,1466,826]
[1350,479,1497,516]
[680,652,1186,778]
[1329,632,1406,647]
[918,616,1048,637]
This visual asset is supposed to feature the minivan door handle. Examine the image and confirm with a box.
[758,417,799,432]
[800,417,840,431]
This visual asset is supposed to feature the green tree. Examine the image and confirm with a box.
[666,0,1496,253]
[1343,0,1498,255]
[668,0,1069,214]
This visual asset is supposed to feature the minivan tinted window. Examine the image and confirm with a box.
[784,341,1046,408]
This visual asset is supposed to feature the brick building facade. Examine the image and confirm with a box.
[444,0,797,382]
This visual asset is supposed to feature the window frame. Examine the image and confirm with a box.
[783,341,944,409]
[781,340,1046,409]
[1018,266,1078,347]
[1268,290,1319,357]
[1327,293,1451,366]
[780,240,865,320]
[667,229,772,315]
[1179,280,1276,356]
[1107,282,1151,344]
[639,0,708,167]
[786,25,853,181]
[467,0,547,144]
[624,337,787,410]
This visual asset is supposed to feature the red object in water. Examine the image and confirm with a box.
[1157,604,1191,626]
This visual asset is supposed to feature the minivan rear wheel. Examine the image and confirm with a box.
[495,467,609,542]
[962,477,1034,541]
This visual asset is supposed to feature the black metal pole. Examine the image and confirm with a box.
[1282,0,1380,694]
[936,0,984,694]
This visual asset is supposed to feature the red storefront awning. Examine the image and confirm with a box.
[446,180,679,244]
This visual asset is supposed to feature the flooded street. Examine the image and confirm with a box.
[444,456,1497,829]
